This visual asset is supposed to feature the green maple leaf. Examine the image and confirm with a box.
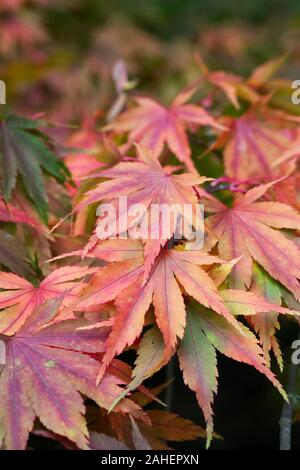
[0,114,70,222]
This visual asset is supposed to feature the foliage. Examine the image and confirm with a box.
[0,1,300,451]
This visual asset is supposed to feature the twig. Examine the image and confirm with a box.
[165,357,175,412]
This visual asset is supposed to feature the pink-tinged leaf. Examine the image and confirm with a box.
[89,432,129,450]
[178,300,287,446]
[130,416,152,450]
[64,118,104,189]
[93,248,237,380]
[0,266,96,334]
[109,327,167,410]
[193,302,287,397]
[0,199,39,228]
[106,90,224,170]
[207,71,242,109]
[247,54,288,88]
[218,111,298,180]
[77,145,206,270]
[247,264,284,369]
[220,289,299,317]
[0,298,143,450]
[178,306,218,447]
[75,258,144,311]
[205,182,300,299]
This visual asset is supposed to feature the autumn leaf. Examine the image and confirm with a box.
[89,432,130,450]
[65,117,105,188]
[0,114,70,222]
[214,110,298,180]
[178,306,217,446]
[74,244,240,381]
[195,51,259,109]
[105,88,224,171]
[273,174,300,211]
[89,398,207,450]
[0,230,33,278]
[178,300,287,447]
[108,327,167,409]
[211,259,299,369]
[0,266,96,335]
[77,145,207,270]
[0,298,142,450]
[247,54,289,89]
[0,198,39,227]
[205,181,300,299]
[138,410,207,444]
[247,264,285,369]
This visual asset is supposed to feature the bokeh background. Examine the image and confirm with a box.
[2,0,300,450]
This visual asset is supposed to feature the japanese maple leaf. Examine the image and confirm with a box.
[178,300,286,446]
[90,417,151,450]
[0,230,33,278]
[77,145,207,270]
[109,287,294,447]
[211,259,297,370]
[270,131,300,169]
[65,118,105,190]
[0,114,70,222]
[0,298,142,450]
[195,51,259,110]
[205,181,300,299]
[72,245,242,380]
[196,52,287,110]
[246,264,284,369]
[105,88,224,171]
[0,266,96,335]
[214,110,298,180]
[273,174,300,211]
[0,198,39,228]
[88,357,209,449]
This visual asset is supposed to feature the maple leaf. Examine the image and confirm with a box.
[195,51,260,109]
[247,54,289,89]
[273,174,300,211]
[214,110,298,180]
[76,145,207,271]
[211,259,299,369]
[0,198,39,228]
[0,230,33,278]
[64,118,105,188]
[205,181,300,299]
[89,432,130,450]
[247,264,284,369]
[74,244,241,381]
[108,327,167,410]
[0,266,96,335]
[0,114,70,222]
[105,88,224,171]
[0,298,142,450]
[89,387,207,450]
[90,415,151,450]
[178,300,287,447]
[270,132,300,169]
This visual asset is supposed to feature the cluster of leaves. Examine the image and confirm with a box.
[0,53,300,451]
